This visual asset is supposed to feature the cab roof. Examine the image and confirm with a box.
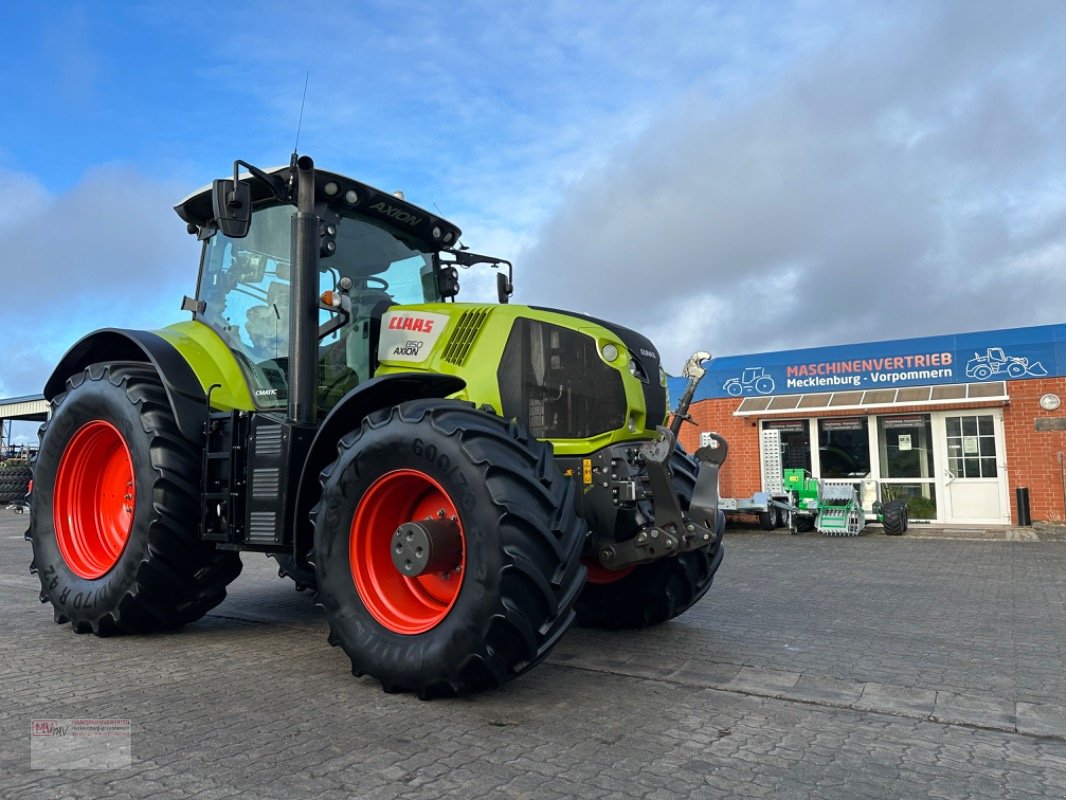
[174,162,462,252]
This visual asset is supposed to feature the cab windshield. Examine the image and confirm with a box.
[196,203,442,414]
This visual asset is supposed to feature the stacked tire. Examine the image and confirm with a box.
[0,461,32,503]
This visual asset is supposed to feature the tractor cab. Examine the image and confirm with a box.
[194,200,445,416]
[176,164,464,418]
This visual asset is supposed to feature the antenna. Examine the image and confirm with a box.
[293,71,310,155]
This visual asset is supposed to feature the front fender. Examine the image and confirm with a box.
[291,372,467,567]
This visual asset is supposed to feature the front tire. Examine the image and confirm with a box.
[575,448,725,630]
[312,399,586,697]
[775,505,790,529]
[28,363,241,634]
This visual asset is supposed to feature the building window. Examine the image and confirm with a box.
[763,419,811,472]
[945,414,998,478]
[877,415,933,479]
[817,417,869,478]
[877,414,937,520]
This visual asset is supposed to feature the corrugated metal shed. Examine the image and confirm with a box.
[0,394,49,422]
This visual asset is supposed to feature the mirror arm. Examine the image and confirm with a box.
[234,160,291,203]
[439,250,515,303]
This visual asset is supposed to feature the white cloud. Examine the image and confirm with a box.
[0,166,196,397]
[152,1,816,260]
[519,1,1066,368]
[0,169,48,232]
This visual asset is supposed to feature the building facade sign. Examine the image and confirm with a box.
[670,323,1066,402]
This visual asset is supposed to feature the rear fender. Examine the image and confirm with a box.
[44,329,208,442]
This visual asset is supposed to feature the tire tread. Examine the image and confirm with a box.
[29,362,241,634]
[313,399,587,697]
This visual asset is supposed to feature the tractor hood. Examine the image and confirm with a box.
[530,306,668,431]
[375,302,670,453]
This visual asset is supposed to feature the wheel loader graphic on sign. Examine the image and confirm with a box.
[965,347,1047,381]
[724,366,775,396]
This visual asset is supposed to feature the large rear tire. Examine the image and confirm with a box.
[312,399,587,697]
[270,553,317,592]
[575,448,725,630]
[28,363,241,634]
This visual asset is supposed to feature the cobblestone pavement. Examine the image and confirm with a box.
[2,513,1064,799]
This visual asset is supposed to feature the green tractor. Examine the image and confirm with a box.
[28,155,726,697]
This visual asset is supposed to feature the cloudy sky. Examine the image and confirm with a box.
[2,1,1065,440]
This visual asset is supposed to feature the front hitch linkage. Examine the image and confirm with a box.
[596,426,725,571]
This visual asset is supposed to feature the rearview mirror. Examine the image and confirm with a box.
[496,271,513,304]
[212,179,252,238]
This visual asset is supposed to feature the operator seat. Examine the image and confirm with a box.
[346,294,395,382]
[316,289,394,415]
[244,281,291,395]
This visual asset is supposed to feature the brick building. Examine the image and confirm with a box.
[671,324,1066,525]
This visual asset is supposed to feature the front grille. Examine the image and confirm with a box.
[442,307,491,366]
[497,319,627,439]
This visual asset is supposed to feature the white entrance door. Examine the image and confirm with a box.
[933,410,1009,523]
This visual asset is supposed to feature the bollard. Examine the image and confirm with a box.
[1016,487,1031,526]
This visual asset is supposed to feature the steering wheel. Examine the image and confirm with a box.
[360,275,389,291]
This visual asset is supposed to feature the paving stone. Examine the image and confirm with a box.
[853,682,938,718]
[5,517,1066,800]
[786,673,865,707]
[665,660,744,687]
[932,691,1016,730]
[721,666,801,697]
[1015,702,1066,738]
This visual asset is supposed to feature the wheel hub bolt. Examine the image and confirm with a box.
[391,518,462,577]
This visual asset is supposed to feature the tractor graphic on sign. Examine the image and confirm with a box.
[724,367,775,396]
[965,347,1047,380]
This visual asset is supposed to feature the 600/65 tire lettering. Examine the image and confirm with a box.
[412,437,450,471]
[411,437,473,510]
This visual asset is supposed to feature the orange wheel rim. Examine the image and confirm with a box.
[351,470,465,634]
[53,421,135,579]
[582,558,635,585]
